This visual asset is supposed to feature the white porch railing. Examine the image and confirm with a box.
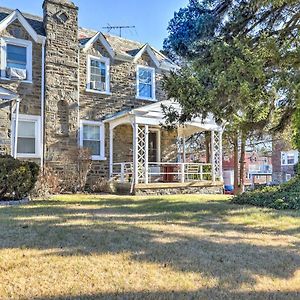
[112,162,213,184]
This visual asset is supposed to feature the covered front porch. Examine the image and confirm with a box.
[104,101,223,194]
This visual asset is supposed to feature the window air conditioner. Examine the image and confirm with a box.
[90,81,105,91]
[6,67,27,80]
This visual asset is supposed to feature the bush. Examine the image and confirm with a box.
[232,177,300,210]
[0,155,40,200]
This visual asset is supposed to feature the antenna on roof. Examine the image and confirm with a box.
[102,24,136,37]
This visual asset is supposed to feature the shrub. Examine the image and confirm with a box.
[232,177,300,210]
[32,166,61,198]
[0,155,39,200]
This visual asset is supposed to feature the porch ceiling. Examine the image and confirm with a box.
[0,87,18,110]
[104,100,222,135]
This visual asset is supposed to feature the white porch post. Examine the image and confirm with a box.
[144,125,149,184]
[211,131,216,182]
[182,136,186,163]
[13,98,20,159]
[109,125,114,178]
[218,130,223,182]
[133,120,139,184]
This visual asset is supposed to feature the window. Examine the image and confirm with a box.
[281,151,299,166]
[0,37,32,82]
[286,174,292,182]
[86,55,110,94]
[80,120,105,160]
[12,114,41,158]
[136,66,156,101]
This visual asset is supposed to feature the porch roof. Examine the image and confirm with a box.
[0,87,18,110]
[104,100,222,135]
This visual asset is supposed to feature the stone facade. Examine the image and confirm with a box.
[0,19,43,156]
[0,0,176,183]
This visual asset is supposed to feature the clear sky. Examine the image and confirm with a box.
[1,0,189,50]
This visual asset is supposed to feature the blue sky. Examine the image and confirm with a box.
[1,0,189,49]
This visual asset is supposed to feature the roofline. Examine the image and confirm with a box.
[0,9,46,43]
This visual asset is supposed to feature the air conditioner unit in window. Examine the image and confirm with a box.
[6,67,27,80]
[90,81,105,91]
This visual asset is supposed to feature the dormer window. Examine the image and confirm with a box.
[0,37,32,82]
[136,65,156,101]
[86,55,110,94]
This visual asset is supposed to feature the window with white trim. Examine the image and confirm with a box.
[136,66,156,100]
[12,114,41,158]
[80,120,105,160]
[0,37,32,82]
[281,151,298,166]
[86,55,110,94]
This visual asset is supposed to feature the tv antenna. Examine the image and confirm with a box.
[102,24,136,37]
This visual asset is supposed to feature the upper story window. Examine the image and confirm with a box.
[86,55,110,94]
[79,120,105,161]
[136,65,156,101]
[0,37,32,82]
[12,114,41,158]
[281,151,299,166]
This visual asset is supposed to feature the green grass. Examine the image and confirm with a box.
[0,194,300,299]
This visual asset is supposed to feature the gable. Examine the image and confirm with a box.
[0,9,45,44]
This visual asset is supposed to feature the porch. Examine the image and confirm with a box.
[104,100,224,194]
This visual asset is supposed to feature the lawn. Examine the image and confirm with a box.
[0,194,300,300]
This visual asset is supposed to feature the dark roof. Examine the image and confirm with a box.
[0,6,45,36]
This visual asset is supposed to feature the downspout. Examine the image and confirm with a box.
[13,98,21,159]
[77,48,81,173]
[40,39,46,170]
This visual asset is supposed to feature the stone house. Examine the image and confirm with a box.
[0,0,224,194]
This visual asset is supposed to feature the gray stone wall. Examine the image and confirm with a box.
[0,20,43,156]
[43,0,79,164]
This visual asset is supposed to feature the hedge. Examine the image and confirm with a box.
[0,155,39,200]
[232,177,300,210]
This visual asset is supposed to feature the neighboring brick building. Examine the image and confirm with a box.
[0,0,224,194]
[272,139,299,183]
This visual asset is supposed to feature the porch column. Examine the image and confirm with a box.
[133,121,139,184]
[144,125,149,184]
[211,131,216,182]
[109,125,114,178]
[182,136,186,163]
[218,130,223,182]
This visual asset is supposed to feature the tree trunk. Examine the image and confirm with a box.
[233,132,239,195]
[239,134,246,194]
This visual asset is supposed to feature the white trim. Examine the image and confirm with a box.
[133,44,160,68]
[0,37,33,82]
[82,32,115,58]
[79,120,106,161]
[281,151,299,166]
[0,10,45,44]
[11,114,42,158]
[86,55,110,94]
[136,65,156,101]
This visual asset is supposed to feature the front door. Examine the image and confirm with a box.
[148,131,159,162]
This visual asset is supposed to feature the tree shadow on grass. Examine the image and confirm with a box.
[32,289,300,300]
[0,196,300,296]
